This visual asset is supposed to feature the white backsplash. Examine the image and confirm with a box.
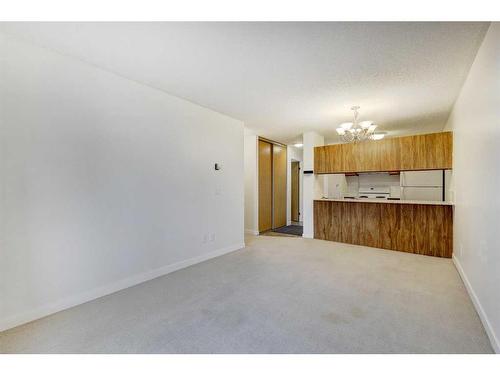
[323,174,347,198]
[323,170,454,201]
[324,173,400,198]
[348,173,400,197]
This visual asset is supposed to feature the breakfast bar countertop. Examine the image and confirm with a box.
[315,198,454,206]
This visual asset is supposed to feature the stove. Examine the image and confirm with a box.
[357,186,390,200]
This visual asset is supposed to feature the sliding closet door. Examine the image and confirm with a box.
[258,140,273,232]
[272,144,287,228]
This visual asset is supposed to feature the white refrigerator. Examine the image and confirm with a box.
[400,170,444,201]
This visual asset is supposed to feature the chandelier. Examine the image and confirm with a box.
[336,106,385,143]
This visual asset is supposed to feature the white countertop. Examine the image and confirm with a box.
[315,198,454,206]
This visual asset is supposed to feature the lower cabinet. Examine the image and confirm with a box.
[314,200,453,258]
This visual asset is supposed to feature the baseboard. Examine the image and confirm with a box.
[0,242,245,333]
[453,255,500,353]
[245,229,259,235]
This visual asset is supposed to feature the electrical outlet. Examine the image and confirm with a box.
[203,234,208,243]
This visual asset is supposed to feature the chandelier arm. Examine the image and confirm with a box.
[337,106,381,144]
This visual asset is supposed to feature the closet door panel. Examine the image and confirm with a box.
[272,144,287,228]
[258,140,273,232]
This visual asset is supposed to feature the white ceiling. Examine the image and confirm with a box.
[0,22,488,144]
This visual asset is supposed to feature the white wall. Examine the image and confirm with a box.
[323,174,347,199]
[0,33,245,331]
[444,23,500,353]
[302,132,324,238]
[244,128,258,234]
[286,145,303,225]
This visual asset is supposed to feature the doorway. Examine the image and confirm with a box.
[266,157,303,237]
[291,161,300,222]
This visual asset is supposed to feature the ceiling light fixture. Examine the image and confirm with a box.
[371,133,386,141]
[294,143,303,148]
[336,106,385,143]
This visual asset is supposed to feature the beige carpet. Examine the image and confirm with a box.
[0,235,493,353]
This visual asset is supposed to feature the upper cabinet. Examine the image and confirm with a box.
[314,131,452,174]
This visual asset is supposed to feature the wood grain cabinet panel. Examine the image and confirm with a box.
[382,137,401,171]
[399,135,416,170]
[332,143,346,172]
[344,143,362,173]
[363,141,383,172]
[400,132,453,170]
[314,131,452,174]
[313,146,326,173]
[426,132,453,169]
[314,200,342,241]
[313,200,326,239]
[426,205,453,257]
[396,204,416,253]
[380,204,400,250]
[414,134,428,170]
[342,202,363,245]
[314,201,453,258]
[361,202,382,248]
[413,204,429,255]
[315,144,344,173]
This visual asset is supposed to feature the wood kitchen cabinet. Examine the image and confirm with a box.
[380,137,401,171]
[314,131,452,173]
[314,200,453,258]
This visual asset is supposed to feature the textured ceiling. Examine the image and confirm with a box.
[0,22,489,144]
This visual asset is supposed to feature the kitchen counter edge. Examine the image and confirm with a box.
[315,198,454,206]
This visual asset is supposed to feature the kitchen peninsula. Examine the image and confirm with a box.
[313,131,454,258]
[314,198,453,258]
